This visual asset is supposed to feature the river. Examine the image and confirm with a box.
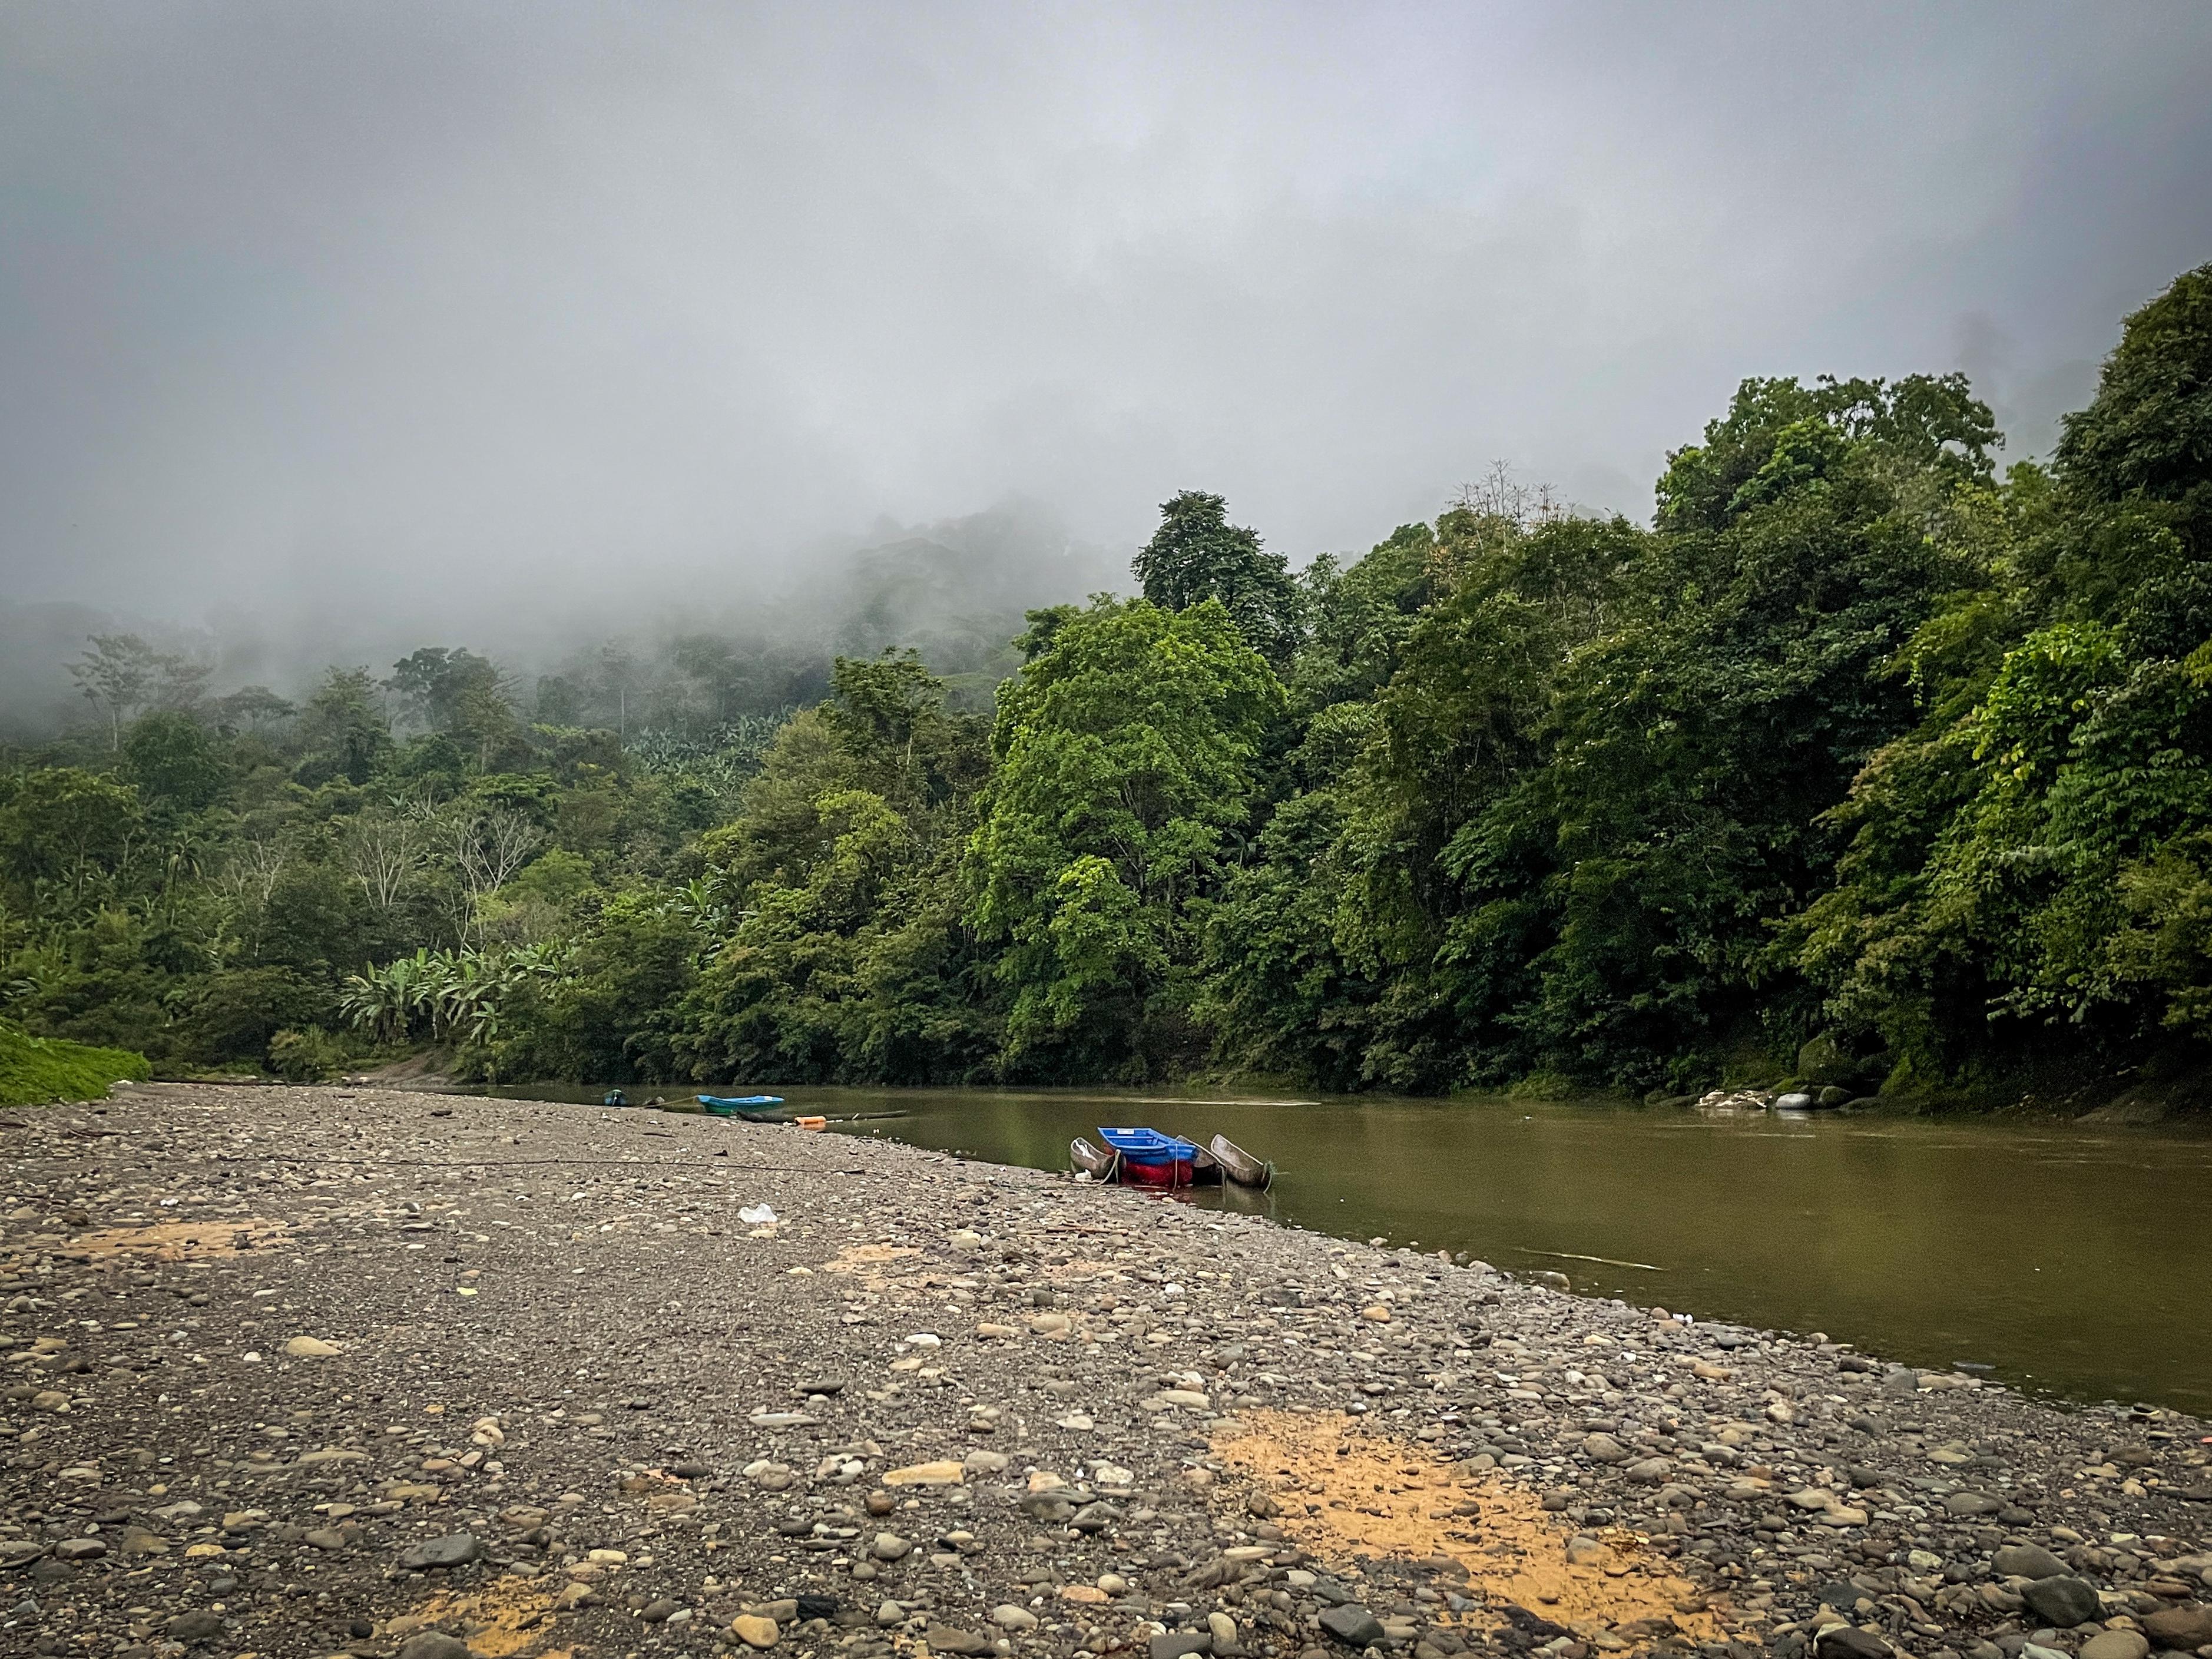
[477,1083,2212,1416]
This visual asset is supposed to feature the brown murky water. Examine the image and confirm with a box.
[486,1084,2212,1415]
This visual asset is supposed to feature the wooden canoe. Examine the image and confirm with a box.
[1208,1133,1274,1189]
[1070,1136,1120,1180]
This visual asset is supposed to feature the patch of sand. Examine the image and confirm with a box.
[1211,1409,1723,1644]
[821,1242,923,1290]
[24,1216,296,1264]
[389,1575,569,1658]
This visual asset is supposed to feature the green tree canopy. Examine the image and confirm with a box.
[968,597,1283,1076]
[1132,491,1305,664]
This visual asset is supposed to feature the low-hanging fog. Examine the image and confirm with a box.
[3,2,2210,731]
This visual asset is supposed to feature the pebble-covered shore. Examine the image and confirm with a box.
[4,1085,2210,1659]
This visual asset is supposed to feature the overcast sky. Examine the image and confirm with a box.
[4,1,2210,633]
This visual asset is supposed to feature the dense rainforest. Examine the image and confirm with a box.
[5,266,2210,1107]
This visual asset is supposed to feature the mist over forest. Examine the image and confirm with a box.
[6,260,2212,1111]
[6,5,2212,1110]
[0,498,1123,742]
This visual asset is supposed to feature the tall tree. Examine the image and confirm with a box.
[296,667,392,786]
[1132,491,1305,664]
[967,597,1283,1077]
[68,634,160,750]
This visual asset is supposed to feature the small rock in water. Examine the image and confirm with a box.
[1151,1633,1213,1659]
[732,1614,780,1648]
[2078,1632,2148,1659]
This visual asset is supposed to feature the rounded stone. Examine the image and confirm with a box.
[398,1533,482,1571]
[1994,1545,2071,1581]
[2020,1576,2102,1629]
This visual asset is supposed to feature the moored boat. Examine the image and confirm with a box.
[1069,1136,1119,1181]
[1207,1133,1274,1189]
[696,1093,787,1119]
[1096,1126,1222,1187]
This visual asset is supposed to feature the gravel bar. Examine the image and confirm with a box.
[4,1084,2210,1659]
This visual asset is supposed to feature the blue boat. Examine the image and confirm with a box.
[1094,1126,1221,1188]
[697,1094,787,1118]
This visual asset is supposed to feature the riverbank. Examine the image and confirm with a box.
[4,1085,2210,1659]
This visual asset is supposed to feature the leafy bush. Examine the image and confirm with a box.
[0,1020,147,1105]
[267,1026,350,1082]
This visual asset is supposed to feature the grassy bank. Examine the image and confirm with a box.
[0,1020,147,1105]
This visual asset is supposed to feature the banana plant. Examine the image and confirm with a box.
[340,942,572,1047]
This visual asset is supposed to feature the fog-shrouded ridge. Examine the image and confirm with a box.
[0,499,1124,740]
[3,1,2210,693]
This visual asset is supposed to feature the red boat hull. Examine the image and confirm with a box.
[1117,1156,1196,1187]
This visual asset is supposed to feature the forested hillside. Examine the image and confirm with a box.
[5,267,2208,1104]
